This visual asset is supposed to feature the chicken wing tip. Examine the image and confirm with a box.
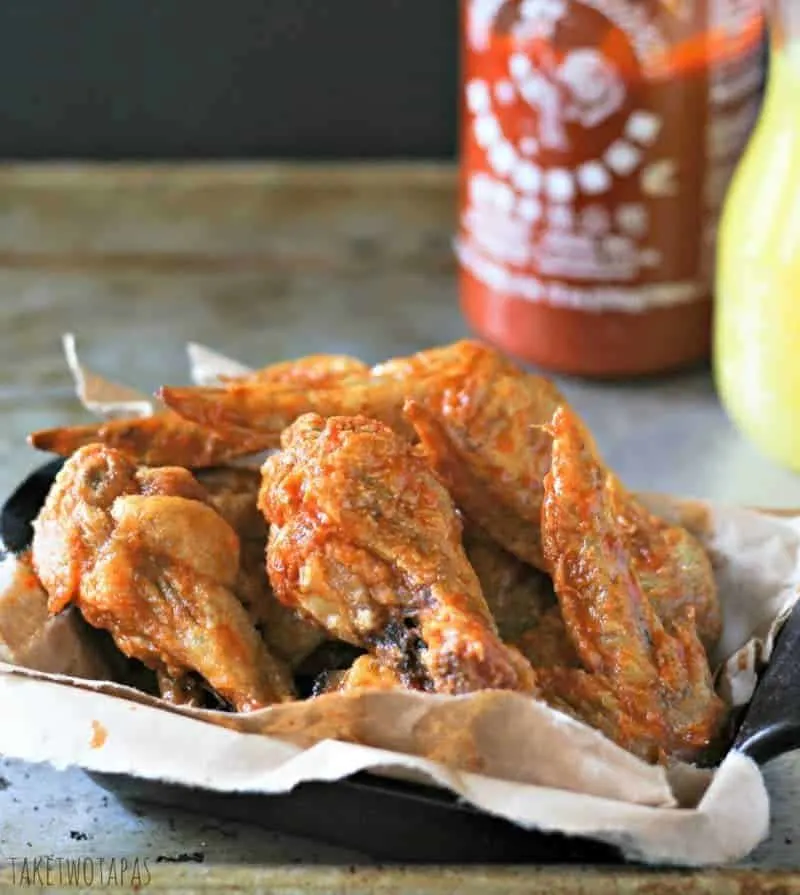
[28,426,90,454]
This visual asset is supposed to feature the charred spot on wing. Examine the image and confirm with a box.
[377,616,430,691]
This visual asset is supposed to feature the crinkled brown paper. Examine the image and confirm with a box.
[2,336,799,866]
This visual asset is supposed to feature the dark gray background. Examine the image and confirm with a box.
[0,1,459,160]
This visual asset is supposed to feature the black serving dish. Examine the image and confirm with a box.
[3,459,800,863]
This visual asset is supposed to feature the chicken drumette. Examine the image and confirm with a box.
[259,413,536,695]
[31,444,293,711]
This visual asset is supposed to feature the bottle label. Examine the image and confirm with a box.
[457,0,764,312]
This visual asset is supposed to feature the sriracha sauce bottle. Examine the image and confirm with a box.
[457,0,765,377]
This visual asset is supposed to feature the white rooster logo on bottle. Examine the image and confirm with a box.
[508,0,625,151]
[467,0,663,205]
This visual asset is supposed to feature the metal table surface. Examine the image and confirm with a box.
[0,164,798,891]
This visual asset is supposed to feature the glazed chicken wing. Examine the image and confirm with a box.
[259,413,536,695]
[29,353,369,469]
[540,406,726,763]
[31,445,293,710]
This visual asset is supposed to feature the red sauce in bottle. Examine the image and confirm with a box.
[457,0,765,376]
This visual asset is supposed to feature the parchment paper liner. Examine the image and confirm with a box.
[2,337,798,866]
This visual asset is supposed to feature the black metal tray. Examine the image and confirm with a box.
[3,459,800,864]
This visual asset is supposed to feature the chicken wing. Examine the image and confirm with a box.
[28,413,267,470]
[158,340,508,444]
[29,353,369,468]
[161,376,415,444]
[259,413,536,695]
[406,392,720,650]
[540,405,726,763]
[196,466,326,667]
[31,445,293,711]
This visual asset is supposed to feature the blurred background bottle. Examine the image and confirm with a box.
[715,1,800,471]
[457,0,765,377]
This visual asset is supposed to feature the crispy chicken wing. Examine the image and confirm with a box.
[29,354,369,468]
[28,412,268,470]
[407,395,721,650]
[162,376,416,444]
[540,406,726,763]
[403,358,562,569]
[31,445,293,711]
[196,466,326,667]
[158,341,507,444]
[259,413,536,695]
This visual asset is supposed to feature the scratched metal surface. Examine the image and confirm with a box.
[0,164,799,890]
